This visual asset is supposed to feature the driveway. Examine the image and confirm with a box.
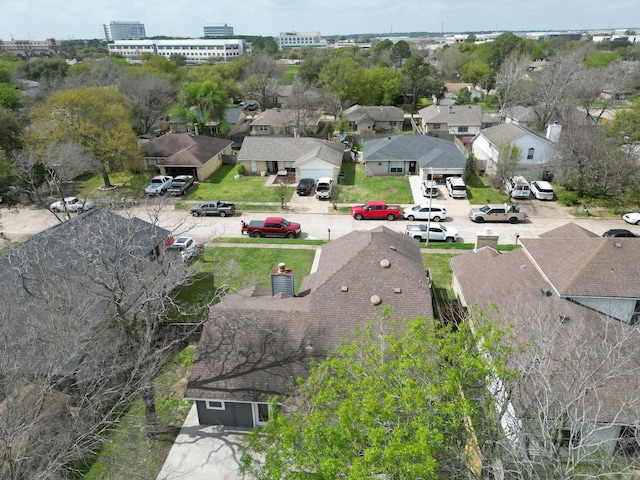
[157,404,247,480]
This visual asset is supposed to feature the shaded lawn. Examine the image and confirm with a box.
[184,165,295,202]
[466,172,510,205]
[339,163,413,204]
[77,172,149,200]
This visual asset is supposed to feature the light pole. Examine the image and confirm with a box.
[426,167,433,247]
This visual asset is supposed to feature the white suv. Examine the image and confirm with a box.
[446,177,467,198]
[402,204,447,221]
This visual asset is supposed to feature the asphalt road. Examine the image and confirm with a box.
[2,195,638,246]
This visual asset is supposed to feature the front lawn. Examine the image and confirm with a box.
[338,163,413,204]
[466,172,510,204]
[184,165,295,202]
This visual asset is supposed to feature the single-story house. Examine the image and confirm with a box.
[419,104,499,144]
[450,223,640,457]
[342,105,405,134]
[185,226,435,428]
[363,134,468,180]
[237,136,348,181]
[502,105,538,129]
[471,122,558,178]
[249,108,322,137]
[143,133,233,181]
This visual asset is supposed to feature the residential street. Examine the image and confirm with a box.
[1,195,637,246]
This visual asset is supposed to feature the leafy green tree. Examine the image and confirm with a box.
[318,56,365,107]
[608,99,640,142]
[170,81,228,133]
[0,151,20,206]
[242,314,511,480]
[0,82,21,110]
[454,87,472,105]
[400,55,444,114]
[391,40,412,69]
[297,54,330,86]
[491,144,521,189]
[0,106,23,154]
[14,56,68,81]
[0,57,20,83]
[461,60,494,93]
[487,32,525,71]
[372,38,393,63]
[27,87,140,189]
[359,66,400,105]
[584,51,620,67]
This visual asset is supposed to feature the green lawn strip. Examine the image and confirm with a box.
[215,237,326,245]
[77,172,149,200]
[338,163,413,204]
[466,172,510,204]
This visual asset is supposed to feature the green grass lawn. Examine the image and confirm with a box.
[184,165,295,202]
[338,163,414,204]
[466,172,510,205]
[77,172,150,200]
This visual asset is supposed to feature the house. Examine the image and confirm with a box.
[363,134,467,179]
[450,223,640,457]
[185,226,435,428]
[419,104,499,144]
[249,108,322,137]
[471,122,558,178]
[0,208,173,377]
[502,105,538,129]
[440,82,483,104]
[143,133,233,181]
[237,136,347,181]
[342,105,405,134]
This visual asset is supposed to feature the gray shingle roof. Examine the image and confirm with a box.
[185,226,434,401]
[249,108,321,128]
[479,122,550,148]
[363,134,467,169]
[343,105,404,122]
[238,137,345,167]
[419,104,499,127]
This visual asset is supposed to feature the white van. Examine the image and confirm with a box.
[506,176,530,199]
[446,177,467,198]
[421,180,439,197]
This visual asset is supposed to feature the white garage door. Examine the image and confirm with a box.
[299,169,332,181]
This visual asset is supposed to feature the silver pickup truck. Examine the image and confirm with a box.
[468,204,526,224]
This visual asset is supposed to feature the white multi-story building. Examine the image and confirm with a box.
[278,31,327,49]
[102,21,146,41]
[203,23,234,37]
[107,38,251,64]
[0,38,59,55]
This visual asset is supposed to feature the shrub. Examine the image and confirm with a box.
[557,191,580,206]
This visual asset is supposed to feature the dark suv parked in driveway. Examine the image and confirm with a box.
[296,178,315,196]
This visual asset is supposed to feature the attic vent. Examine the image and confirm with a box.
[389,245,397,251]
[270,264,294,297]
[380,259,391,268]
[541,287,552,297]
[341,286,349,292]
[370,295,382,305]
[394,288,402,294]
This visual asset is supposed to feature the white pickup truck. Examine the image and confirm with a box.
[404,223,459,242]
[144,175,173,196]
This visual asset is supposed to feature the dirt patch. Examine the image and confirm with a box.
[384,188,397,193]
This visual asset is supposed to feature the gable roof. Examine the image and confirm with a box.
[144,133,232,167]
[419,104,499,127]
[343,104,405,122]
[185,226,434,402]
[237,137,345,167]
[478,122,550,148]
[363,134,466,169]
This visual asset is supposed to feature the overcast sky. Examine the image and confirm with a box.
[2,0,639,40]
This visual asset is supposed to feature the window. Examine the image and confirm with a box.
[616,426,640,456]
[253,403,270,426]
[257,125,269,132]
[458,126,469,133]
[527,148,535,160]
[559,428,581,447]
[389,161,404,173]
[205,400,225,410]
[432,123,441,130]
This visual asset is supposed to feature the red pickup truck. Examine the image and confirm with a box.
[351,202,402,221]
[243,217,301,238]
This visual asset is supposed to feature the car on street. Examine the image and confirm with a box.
[239,100,259,111]
[296,178,315,196]
[189,201,235,217]
[405,223,459,242]
[166,236,198,261]
[623,212,640,225]
[602,229,639,238]
[402,204,447,222]
[49,197,95,213]
[530,180,555,200]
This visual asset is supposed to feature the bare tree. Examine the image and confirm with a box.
[241,55,281,109]
[489,144,521,189]
[285,80,324,136]
[570,62,628,125]
[119,71,177,135]
[495,53,530,120]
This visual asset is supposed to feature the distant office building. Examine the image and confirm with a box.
[108,38,251,64]
[103,21,146,41]
[204,23,234,37]
[278,31,327,49]
[0,38,59,57]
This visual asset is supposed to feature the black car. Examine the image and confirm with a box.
[602,229,639,238]
[296,178,315,196]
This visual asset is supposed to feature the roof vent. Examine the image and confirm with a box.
[541,287,552,297]
[394,288,402,294]
[370,295,382,305]
[560,315,571,324]
[614,242,623,248]
[341,286,349,292]
[389,245,397,251]
[380,259,391,268]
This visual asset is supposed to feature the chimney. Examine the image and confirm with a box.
[546,123,561,143]
[270,263,295,297]
[475,228,499,251]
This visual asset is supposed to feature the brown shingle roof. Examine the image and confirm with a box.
[144,133,232,167]
[186,226,434,401]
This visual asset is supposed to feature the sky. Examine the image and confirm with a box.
[2,0,639,40]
